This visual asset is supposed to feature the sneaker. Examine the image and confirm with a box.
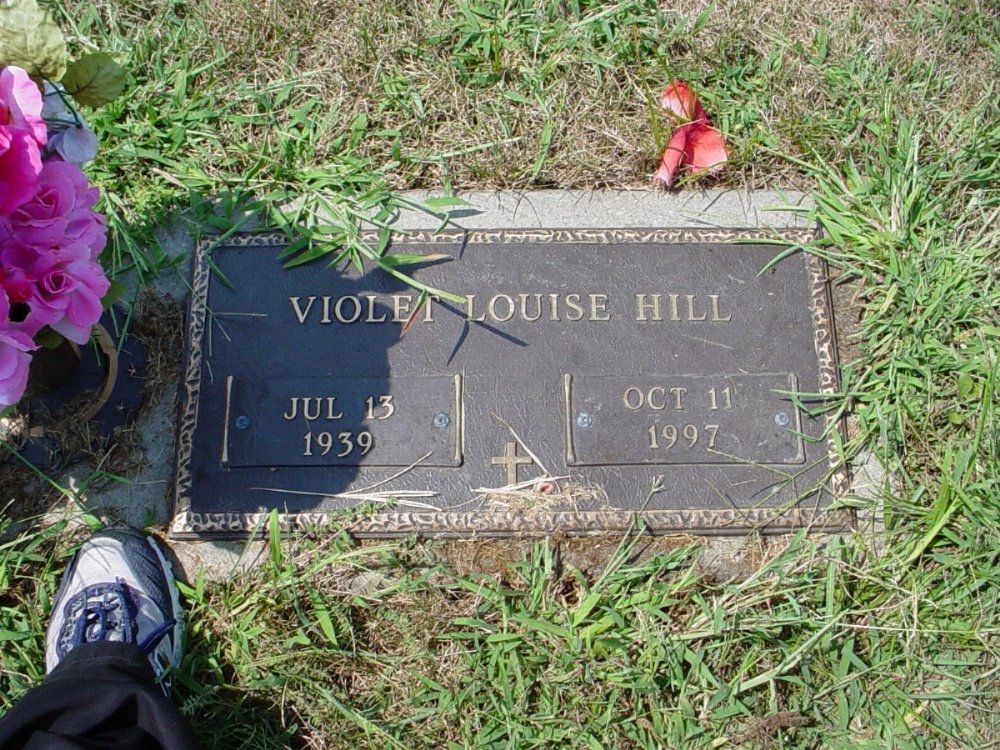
[45,527,184,691]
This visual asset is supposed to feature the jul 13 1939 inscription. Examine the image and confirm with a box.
[170,229,850,539]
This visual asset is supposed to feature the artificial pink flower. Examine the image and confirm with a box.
[0,240,109,344]
[0,126,43,214]
[0,67,45,213]
[0,259,36,308]
[1,159,106,257]
[39,259,107,344]
[659,81,703,123]
[652,81,727,188]
[0,67,46,144]
[0,289,37,407]
[653,127,689,188]
[683,126,728,174]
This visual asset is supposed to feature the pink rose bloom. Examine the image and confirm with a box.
[0,261,36,310]
[0,66,45,214]
[0,289,37,407]
[1,68,46,143]
[0,240,109,344]
[1,159,106,258]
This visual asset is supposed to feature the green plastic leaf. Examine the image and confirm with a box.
[61,53,125,107]
[101,279,125,310]
[0,0,67,80]
[33,326,65,350]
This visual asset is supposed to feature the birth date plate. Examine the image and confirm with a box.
[171,228,849,539]
[223,375,463,468]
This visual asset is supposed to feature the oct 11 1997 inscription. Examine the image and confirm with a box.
[170,229,849,539]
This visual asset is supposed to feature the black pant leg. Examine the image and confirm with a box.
[0,641,198,750]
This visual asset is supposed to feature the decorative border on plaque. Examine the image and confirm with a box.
[172,227,849,537]
[362,228,820,246]
[170,507,855,538]
[804,252,850,495]
[173,239,212,509]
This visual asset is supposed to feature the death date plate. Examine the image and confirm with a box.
[566,373,804,466]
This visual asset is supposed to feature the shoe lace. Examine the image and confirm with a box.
[62,579,176,658]
[138,619,177,654]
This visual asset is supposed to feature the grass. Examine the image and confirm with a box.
[56,0,998,276]
[1,0,998,747]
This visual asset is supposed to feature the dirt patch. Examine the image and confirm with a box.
[437,532,697,579]
[131,289,185,405]
[0,291,184,523]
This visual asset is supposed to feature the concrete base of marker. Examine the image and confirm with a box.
[57,189,887,581]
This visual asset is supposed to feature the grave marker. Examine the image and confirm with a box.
[171,228,849,538]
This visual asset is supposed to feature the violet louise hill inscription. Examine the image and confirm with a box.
[171,229,849,539]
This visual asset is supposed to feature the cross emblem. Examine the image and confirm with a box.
[491,441,533,485]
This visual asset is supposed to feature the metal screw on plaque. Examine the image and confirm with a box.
[235,416,250,430]
[433,413,451,428]
[576,412,593,428]
[773,412,790,427]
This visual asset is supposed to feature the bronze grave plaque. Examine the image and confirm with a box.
[171,229,849,538]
